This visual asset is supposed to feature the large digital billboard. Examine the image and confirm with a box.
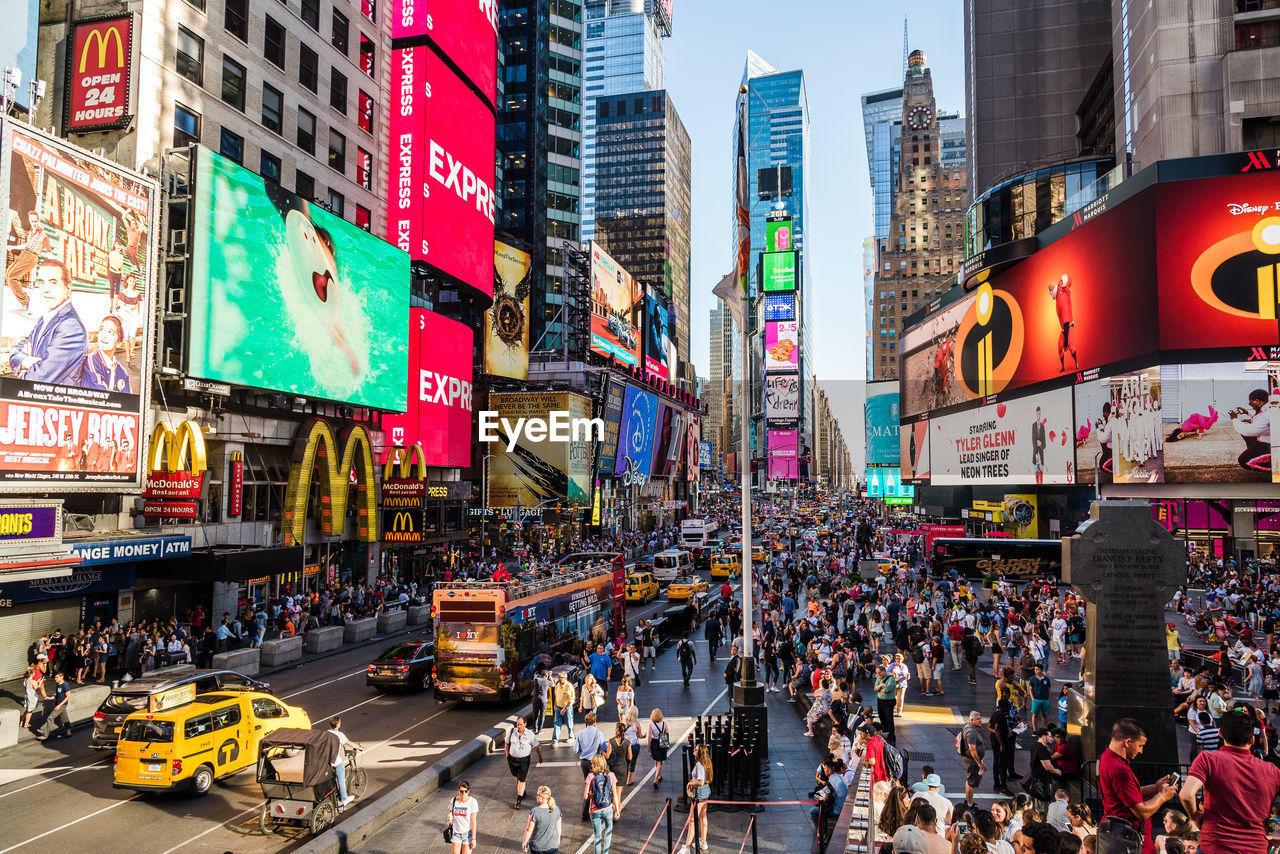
[930,388,1075,486]
[381,308,473,468]
[866,467,914,499]
[865,381,899,467]
[767,429,798,480]
[597,379,626,475]
[658,408,687,477]
[686,415,700,482]
[766,218,792,253]
[590,242,641,366]
[388,45,495,298]
[486,392,592,507]
[0,126,156,487]
[614,384,658,483]
[765,373,800,423]
[392,0,498,107]
[1159,361,1280,484]
[485,239,531,379]
[1074,365,1163,484]
[763,292,795,322]
[189,146,409,410]
[762,251,796,292]
[901,418,930,483]
[765,320,798,371]
[643,290,670,382]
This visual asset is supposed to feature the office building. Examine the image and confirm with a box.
[592,89,691,374]
[862,87,903,242]
[580,0,671,244]
[707,302,732,467]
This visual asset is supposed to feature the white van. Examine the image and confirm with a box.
[652,549,692,584]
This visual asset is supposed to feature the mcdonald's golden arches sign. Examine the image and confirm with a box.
[142,421,208,518]
[67,15,134,132]
[282,419,377,546]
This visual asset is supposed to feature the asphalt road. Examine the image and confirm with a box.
[0,579,691,854]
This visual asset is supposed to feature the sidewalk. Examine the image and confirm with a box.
[357,630,826,853]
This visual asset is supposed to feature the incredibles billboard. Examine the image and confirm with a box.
[381,308,473,468]
[66,15,134,132]
[0,126,156,488]
[589,242,642,366]
[189,146,409,410]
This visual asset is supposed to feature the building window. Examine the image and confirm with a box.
[332,9,349,54]
[224,0,249,41]
[260,150,281,183]
[358,90,373,132]
[297,108,316,154]
[295,170,314,200]
[326,189,344,217]
[176,28,204,85]
[330,68,347,114]
[299,45,318,92]
[359,36,375,75]
[328,129,345,172]
[264,16,286,68]
[355,204,370,231]
[301,0,319,30]
[356,147,371,188]
[261,83,283,132]
[221,56,246,111]
[219,128,245,163]
[173,104,200,146]
[361,0,375,20]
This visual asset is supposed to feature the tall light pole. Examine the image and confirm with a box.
[480,452,495,559]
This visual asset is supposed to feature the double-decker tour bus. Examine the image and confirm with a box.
[558,551,626,637]
[930,537,1062,582]
[433,560,617,702]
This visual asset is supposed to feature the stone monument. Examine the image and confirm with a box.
[1063,500,1185,769]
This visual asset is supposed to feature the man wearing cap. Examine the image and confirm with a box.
[910,773,953,827]
[891,824,929,854]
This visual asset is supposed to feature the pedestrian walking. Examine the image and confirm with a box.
[579,674,606,719]
[723,643,742,700]
[575,711,609,821]
[506,715,543,809]
[705,615,722,662]
[641,621,657,674]
[446,780,479,854]
[520,786,562,854]
[615,676,635,721]
[584,755,620,854]
[647,708,669,788]
[20,665,44,729]
[874,665,898,744]
[37,672,71,739]
[683,743,713,852]
[890,653,910,716]
[622,706,641,785]
[621,642,642,687]
[962,627,983,684]
[532,665,552,736]
[552,671,576,744]
[607,722,631,787]
[676,635,697,686]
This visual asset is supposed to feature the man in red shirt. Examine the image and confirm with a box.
[1181,704,1280,854]
[1098,718,1177,854]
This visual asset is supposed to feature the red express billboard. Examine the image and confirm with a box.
[388,45,495,298]
[392,0,498,107]
[66,15,133,132]
[382,308,474,468]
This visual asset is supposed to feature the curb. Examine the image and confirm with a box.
[292,713,525,854]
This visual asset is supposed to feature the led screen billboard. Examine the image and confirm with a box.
[486,392,592,507]
[189,146,409,409]
[765,373,799,423]
[865,382,899,467]
[763,292,795,322]
[766,218,792,253]
[590,241,642,366]
[1074,365,1163,484]
[0,126,157,487]
[485,239,531,379]
[767,429,798,480]
[1158,361,1280,484]
[930,388,1075,486]
[643,291,670,382]
[762,251,796,292]
[659,409,687,477]
[686,415,699,482]
[698,440,712,468]
[381,308,473,468]
[388,45,495,297]
[392,0,498,107]
[597,379,626,475]
[901,418,930,483]
[866,467,914,499]
[765,320,799,371]
[614,383,658,483]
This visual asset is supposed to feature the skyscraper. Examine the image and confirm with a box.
[498,0,584,354]
[707,303,731,464]
[861,87,903,243]
[870,50,967,381]
[592,89,692,377]
[580,0,671,244]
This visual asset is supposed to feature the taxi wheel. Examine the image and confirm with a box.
[259,804,275,835]
[189,764,214,796]
[312,799,336,834]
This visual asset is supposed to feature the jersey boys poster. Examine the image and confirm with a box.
[0,126,156,487]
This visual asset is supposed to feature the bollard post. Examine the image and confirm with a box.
[752,812,760,854]
[666,797,673,854]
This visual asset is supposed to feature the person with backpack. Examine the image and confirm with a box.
[962,627,984,684]
[704,615,722,663]
[583,754,620,854]
[647,708,669,789]
[960,710,989,808]
[676,635,697,686]
[575,711,610,821]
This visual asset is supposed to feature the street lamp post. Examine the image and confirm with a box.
[480,453,495,559]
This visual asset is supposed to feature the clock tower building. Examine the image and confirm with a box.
[870,50,968,382]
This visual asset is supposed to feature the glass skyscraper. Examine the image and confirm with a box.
[580,0,671,244]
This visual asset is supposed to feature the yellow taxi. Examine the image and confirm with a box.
[710,553,740,579]
[666,574,708,601]
[114,691,310,795]
[751,545,767,564]
[625,571,659,604]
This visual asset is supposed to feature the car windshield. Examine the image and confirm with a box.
[377,645,421,661]
[674,576,695,585]
[120,719,175,743]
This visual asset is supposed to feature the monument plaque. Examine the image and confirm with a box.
[1063,500,1185,769]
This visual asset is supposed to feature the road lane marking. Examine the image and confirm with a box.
[318,692,399,721]
[0,758,112,801]
[281,667,367,699]
[0,795,137,853]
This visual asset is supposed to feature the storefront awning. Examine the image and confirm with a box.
[139,546,304,583]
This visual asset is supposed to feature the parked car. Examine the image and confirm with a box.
[366,641,436,691]
[91,666,270,749]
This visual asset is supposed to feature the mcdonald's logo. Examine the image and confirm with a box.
[282,419,376,546]
[382,444,428,481]
[79,25,125,73]
[147,421,208,475]
[1191,216,1280,321]
[954,283,1024,400]
[380,508,423,543]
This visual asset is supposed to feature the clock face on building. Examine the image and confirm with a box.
[907,105,933,130]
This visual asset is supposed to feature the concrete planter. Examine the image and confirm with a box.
[212,647,261,676]
[303,626,344,654]
[260,635,303,667]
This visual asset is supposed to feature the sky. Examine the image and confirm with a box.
[663,0,965,387]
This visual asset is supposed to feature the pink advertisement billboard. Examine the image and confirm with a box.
[392,0,498,107]
[388,45,495,298]
[382,308,474,467]
[765,320,799,371]
[768,429,798,480]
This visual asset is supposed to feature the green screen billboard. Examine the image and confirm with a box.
[188,147,409,410]
[765,218,793,253]
[762,250,797,292]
